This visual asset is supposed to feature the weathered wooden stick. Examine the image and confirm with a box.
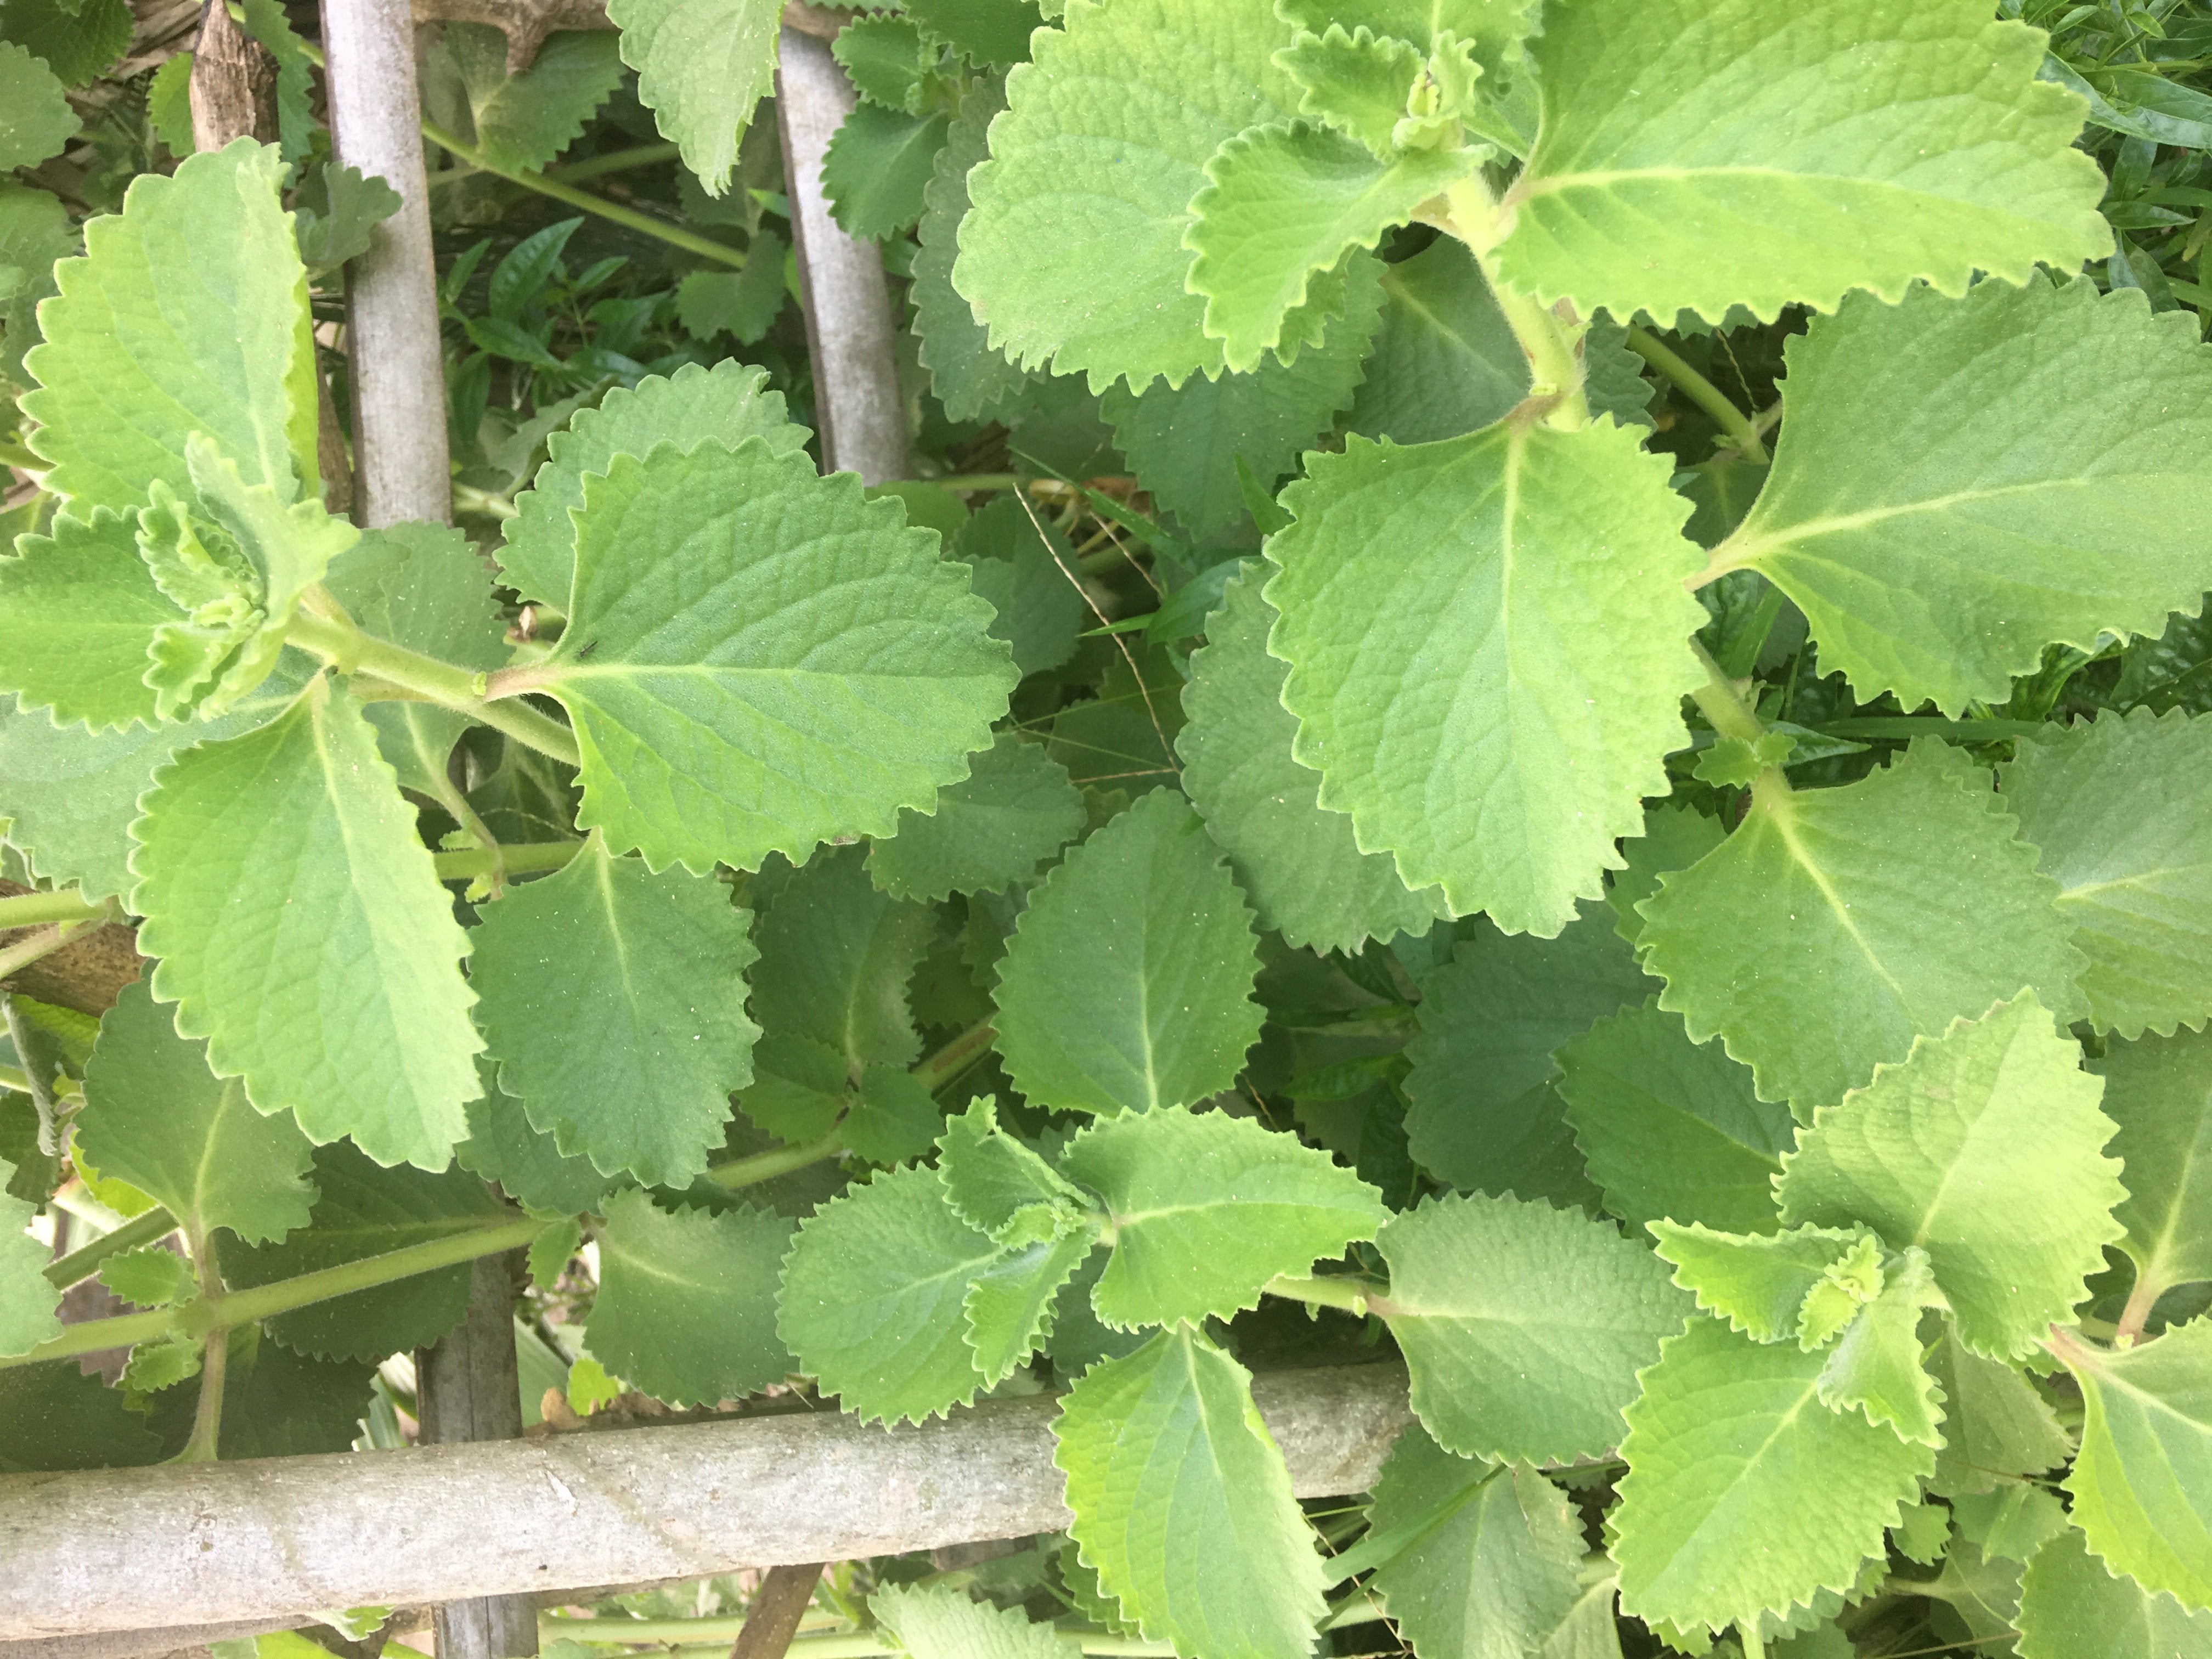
[188,0,278,150]
[728,1564,825,1659]
[0,1364,1411,1640]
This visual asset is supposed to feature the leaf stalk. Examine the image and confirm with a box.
[1623,326,1769,462]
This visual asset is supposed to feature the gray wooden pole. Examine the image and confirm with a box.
[0,1364,1411,1640]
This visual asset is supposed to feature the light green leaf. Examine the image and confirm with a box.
[913,77,1036,423]
[1277,25,1424,158]
[121,1331,202,1395]
[1102,255,1384,539]
[1401,902,1646,1195]
[1278,0,1537,77]
[845,1063,946,1166]
[2018,1525,2212,1659]
[1613,1315,1934,1639]
[1348,234,1526,447]
[1493,0,2111,324]
[1927,1325,2073,1498]
[1366,1428,1587,1659]
[955,0,1304,392]
[100,1245,195,1310]
[538,441,1015,874]
[0,1155,61,1356]
[994,790,1263,1116]
[75,979,317,1245]
[1059,1107,1385,1331]
[872,1583,1061,1659]
[1178,572,1448,954]
[1716,280,2212,714]
[500,359,808,612]
[422,23,624,175]
[0,508,188,732]
[833,14,934,111]
[963,1220,1094,1384]
[777,1162,997,1424]
[291,162,403,274]
[1640,743,2089,1116]
[605,0,781,194]
[2005,708,2212,1039]
[24,139,317,516]
[1377,1190,1692,1463]
[1607,803,1724,949]
[1184,121,1472,371]
[2092,1026,2212,1304]
[0,42,77,171]
[1778,992,2125,1361]
[587,1188,794,1407]
[131,677,484,1171]
[823,104,951,240]
[866,734,1085,904]
[937,1097,1094,1245]
[1815,1246,1942,1446]
[1557,1000,1793,1235]
[953,495,1085,677]
[470,835,757,1187]
[1954,1482,2069,1564]
[674,233,786,347]
[1053,1325,1327,1657]
[453,1059,613,1217]
[221,1141,507,1361]
[1265,419,1706,933]
[2057,1319,2212,1612]
[0,181,74,388]
[1647,1221,1880,1347]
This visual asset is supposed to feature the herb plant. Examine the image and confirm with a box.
[4,3,2212,1658]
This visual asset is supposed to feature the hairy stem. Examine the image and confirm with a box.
[44,1205,178,1289]
[1688,639,1770,747]
[1624,326,1769,461]
[178,1227,228,1463]
[1265,1273,1397,1320]
[915,1019,997,1088]
[1435,177,1589,430]
[0,924,79,982]
[708,1131,846,1192]
[2115,1269,2168,1346]
[432,839,584,884]
[0,888,113,928]
[544,141,682,183]
[288,608,583,768]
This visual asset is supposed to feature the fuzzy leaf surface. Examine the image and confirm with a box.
[1640,744,2087,1115]
[0,1159,60,1356]
[1719,281,2212,714]
[2017,1526,2212,1659]
[131,678,483,1171]
[0,509,188,731]
[1266,421,1706,933]
[872,1584,1062,1659]
[588,1188,793,1406]
[2092,1027,2212,1301]
[992,791,1263,1116]
[937,1100,1094,1249]
[1053,1326,1327,1658]
[912,77,1034,423]
[1814,1246,1942,1445]
[1494,0,2111,324]
[453,1060,613,1217]
[605,0,781,193]
[963,1221,1094,1384]
[867,734,1085,904]
[751,845,934,1077]
[823,104,950,240]
[1648,1222,1878,1347]
[1778,992,2125,1361]
[426,23,623,174]
[1378,1190,1691,1463]
[952,496,1085,677]
[539,440,1015,874]
[1348,235,1526,447]
[2059,1320,2212,1613]
[1927,1327,2074,1498]
[0,43,75,171]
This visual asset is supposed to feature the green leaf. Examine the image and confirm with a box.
[904,0,1042,68]
[2005,708,2212,1040]
[1377,1190,1692,1463]
[98,1245,195,1308]
[453,1060,613,1217]
[956,0,1304,391]
[1778,992,2125,1361]
[131,677,484,1171]
[1607,803,1724,949]
[823,104,952,240]
[1059,1107,1385,1330]
[1557,1001,1793,1235]
[148,1322,375,1458]
[587,1187,794,1406]
[471,836,756,1187]
[2058,1319,2212,1612]
[1102,256,1384,539]
[752,845,935,1077]
[1493,0,2111,324]
[1815,1246,1942,1446]
[1044,640,1186,791]
[1954,1482,2069,1564]
[938,1097,1094,1244]
[75,979,317,1245]
[0,1359,162,1472]
[952,495,1085,677]
[605,0,781,194]
[1647,1221,1881,1347]
[1278,0,1538,77]
[24,139,317,516]
[291,162,403,274]
[778,1162,997,1424]
[0,41,77,171]
[993,790,1263,1116]
[424,23,624,174]
[0,181,73,388]
[221,1141,507,1362]
[236,0,312,163]
[963,1220,1094,1384]
[872,1583,1061,1659]
[0,507,190,732]
[675,232,787,347]
[866,734,1085,904]
[1265,420,1706,933]
[1640,743,2088,1116]
[1613,1315,1934,1640]
[1401,902,1646,1196]
[1365,1428,1587,1659]
[1927,1325,2073,1498]
[0,1155,61,1356]
[833,14,934,111]
[539,440,1015,874]
[500,359,808,612]
[1178,571,1448,954]
[1053,1325,1327,1657]
[2092,1026,2212,1303]
[1184,122,1471,371]
[2018,1525,2212,1659]
[1347,234,1526,447]
[1717,280,2212,714]
[913,77,1036,424]
[0,0,129,89]
[1277,25,1424,159]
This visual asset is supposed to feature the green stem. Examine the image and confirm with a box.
[1623,328,1768,462]
[1435,177,1588,430]
[432,840,584,884]
[2115,1269,2168,1346]
[545,142,682,183]
[1265,1274,1396,1319]
[1688,639,1769,748]
[707,1131,846,1192]
[287,609,583,769]
[422,122,747,268]
[0,888,111,928]
[0,923,88,981]
[915,1019,997,1088]
[453,483,521,521]
[45,1205,177,1289]
[932,474,1020,492]
[178,1227,227,1463]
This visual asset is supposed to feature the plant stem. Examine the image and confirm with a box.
[44,1205,177,1289]
[932,474,1020,492]
[0,888,112,928]
[288,608,583,768]
[421,122,747,268]
[1688,639,1769,747]
[708,1130,846,1191]
[2115,1269,2167,1346]
[915,1019,997,1088]
[178,1227,227,1463]
[1265,1274,1396,1319]
[1435,176,1589,430]
[453,483,521,521]
[545,141,682,183]
[432,840,584,883]
[1623,327,1769,461]
[0,921,101,982]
